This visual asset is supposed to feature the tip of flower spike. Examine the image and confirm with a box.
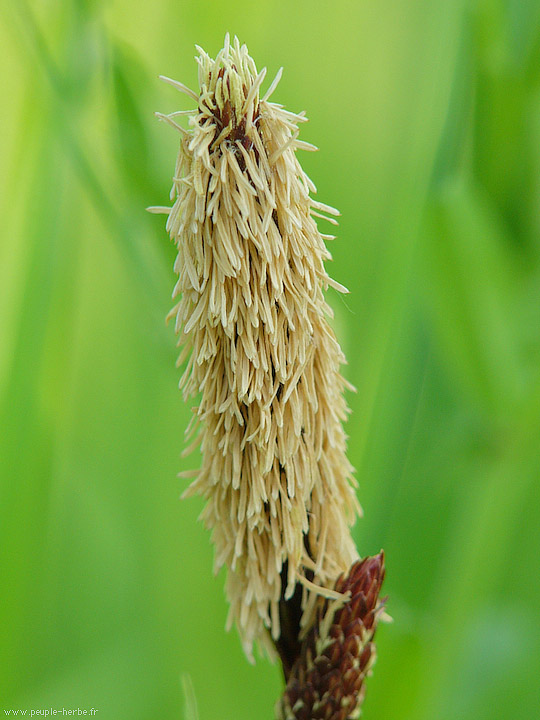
[334,552,386,605]
[191,39,265,148]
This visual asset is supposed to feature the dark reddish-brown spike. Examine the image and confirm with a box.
[277,552,386,720]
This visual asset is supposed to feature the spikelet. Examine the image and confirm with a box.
[277,554,386,720]
[156,35,361,659]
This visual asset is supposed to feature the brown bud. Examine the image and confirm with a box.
[277,553,386,720]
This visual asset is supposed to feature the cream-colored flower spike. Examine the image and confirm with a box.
[153,35,361,660]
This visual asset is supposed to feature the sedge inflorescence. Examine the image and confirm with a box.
[153,35,361,659]
[278,554,386,720]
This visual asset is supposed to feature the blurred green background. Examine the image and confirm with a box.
[1,0,540,718]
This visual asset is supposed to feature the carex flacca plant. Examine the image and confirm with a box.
[149,34,386,719]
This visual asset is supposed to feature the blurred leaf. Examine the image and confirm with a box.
[422,176,523,415]
[4,0,169,304]
[111,42,158,199]
[0,133,61,702]
[409,375,540,720]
